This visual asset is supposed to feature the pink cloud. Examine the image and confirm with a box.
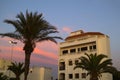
[62,27,72,33]
[0,38,59,65]
[0,37,16,42]
[0,45,58,59]
[34,47,58,60]
[0,46,24,61]
[0,50,57,65]
[0,45,23,54]
[37,41,59,53]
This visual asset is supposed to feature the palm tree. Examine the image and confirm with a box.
[0,10,62,80]
[74,53,114,80]
[0,73,9,80]
[8,62,24,80]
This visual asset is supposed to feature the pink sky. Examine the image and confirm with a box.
[0,37,59,66]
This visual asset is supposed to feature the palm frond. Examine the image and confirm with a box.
[0,33,22,40]
[36,36,62,43]
[16,12,26,26]
[8,61,25,76]
[0,73,8,80]
[98,59,112,70]
[100,66,117,74]
[4,20,23,34]
[74,53,113,80]
[74,63,84,69]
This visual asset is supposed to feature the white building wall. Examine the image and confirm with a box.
[58,30,112,80]
[27,67,52,80]
[44,67,52,80]
[0,60,52,80]
[96,36,112,80]
[0,59,12,77]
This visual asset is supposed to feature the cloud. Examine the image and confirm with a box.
[37,41,59,54]
[0,37,14,41]
[62,27,72,33]
[0,38,59,65]
[0,44,58,59]
[34,47,58,60]
[0,46,24,61]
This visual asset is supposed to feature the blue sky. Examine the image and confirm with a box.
[0,0,120,79]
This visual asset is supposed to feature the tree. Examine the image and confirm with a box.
[74,53,115,80]
[0,10,62,80]
[8,62,25,80]
[0,73,9,80]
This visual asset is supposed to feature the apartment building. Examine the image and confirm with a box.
[58,30,112,80]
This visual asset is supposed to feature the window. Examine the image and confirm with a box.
[78,48,80,52]
[75,73,79,79]
[81,73,86,78]
[60,73,65,80]
[62,50,68,54]
[81,47,88,51]
[59,62,65,70]
[75,60,79,65]
[69,74,73,79]
[93,45,96,49]
[89,46,92,50]
[69,60,72,66]
[89,45,96,51]
[70,49,76,53]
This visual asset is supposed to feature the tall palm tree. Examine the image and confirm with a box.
[8,62,25,80]
[74,53,114,80]
[0,11,62,80]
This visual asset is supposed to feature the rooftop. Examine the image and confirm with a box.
[65,30,107,41]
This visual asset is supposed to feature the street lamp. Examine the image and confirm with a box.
[9,40,17,61]
[8,40,17,77]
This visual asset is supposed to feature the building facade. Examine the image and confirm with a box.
[27,67,52,80]
[58,30,112,80]
[0,59,52,80]
[0,59,11,76]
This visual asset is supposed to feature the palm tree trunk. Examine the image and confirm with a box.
[24,53,31,80]
[90,74,98,80]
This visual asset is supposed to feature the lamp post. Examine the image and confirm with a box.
[9,40,17,78]
[9,40,17,61]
